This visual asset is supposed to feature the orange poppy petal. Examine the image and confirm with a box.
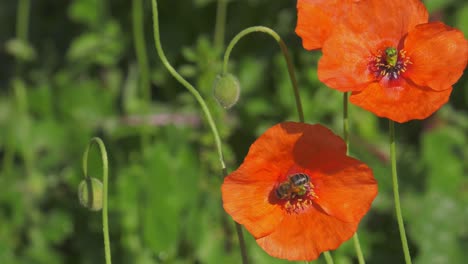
[279,122,347,169]
[222,168,284,238]
[318,24,379,91]
[318,0,428,91]
[312,153,377,223]
[296,0,347,50]
[404,22,468,91]
[350,79,452,123]
[222,122,347,236]
[256,209,357,261]
[350,0,428,42]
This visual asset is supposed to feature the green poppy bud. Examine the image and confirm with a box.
[213,73,240,109]
[78,177,103,211]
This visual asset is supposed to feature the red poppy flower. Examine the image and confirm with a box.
[221,122,377,261]
[316,0,468,123]
[296,0,362,50]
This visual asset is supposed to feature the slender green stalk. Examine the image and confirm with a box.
[223,26,304,122]
[151,1,248,263]
[234,220,249,264]
[343,92,366,264]
[132,0,151,102]
[343,92,349,151]
[323,251,335,264]
[213,0,228,50]
[15,0,30,75]
[389,120,412,264]
[151,0,225,170]
[82,138,112,264]
[17,0,30,42]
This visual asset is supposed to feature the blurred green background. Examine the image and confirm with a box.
[1,0,467,263]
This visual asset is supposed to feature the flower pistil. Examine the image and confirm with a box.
[370,47,412,80]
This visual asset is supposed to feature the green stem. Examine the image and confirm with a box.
[323,251,334,264]
[234,220,249,264]
[151,0,225,171]
[389,120,412,264]
[82,137,112,264]
[15,0,30,74]
[213,0,228,51]
[132,0,151,103]
[151,1,248,263]
[343,92,366,264]
[16,0,30,42]
[223,26,304,122]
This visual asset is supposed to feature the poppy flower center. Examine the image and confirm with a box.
[274,173,317,214]
[369,47,412,80]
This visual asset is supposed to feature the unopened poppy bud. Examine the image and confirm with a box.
[213,73,240,109]
[78,177,103,211]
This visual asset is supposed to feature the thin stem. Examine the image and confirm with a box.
[151,0,225,171]
[323,251,335,264]
[16,0,30,42]
[343,92,366,264]
[132,0,151,102]
[213,0,228,51]
[389,120,412,264]
[151,1,248,263]
[234,221,249,264]
[82,138,112,264]
[15,0,30,75]
[343,92,349,151]
[223,26,304,122]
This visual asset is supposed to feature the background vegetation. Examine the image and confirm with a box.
[0,0,467,263]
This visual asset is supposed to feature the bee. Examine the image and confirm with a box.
[275,173,310,200]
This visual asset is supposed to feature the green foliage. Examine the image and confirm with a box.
[0,0,467,263]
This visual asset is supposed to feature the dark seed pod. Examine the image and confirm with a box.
[78,177,103,211]
[213,73,240,109]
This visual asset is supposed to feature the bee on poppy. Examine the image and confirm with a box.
[222,122,378,261]
[275,173,310,199]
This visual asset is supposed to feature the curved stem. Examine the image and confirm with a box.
[323,251,335,264]
[132,0,151,102]
[389,120,412,264]
[223,26,304,122]
[151,0,226,171]
[82,137,112,264]
[151,1,248,263]
[213,0,228,51]
[343,92,366,264]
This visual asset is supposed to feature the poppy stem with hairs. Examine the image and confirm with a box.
[82,137,112,264]
[151,1,248,263]
[343,92,366,264]
[132,0,151,103]
[389,120,412,264]
[223,26,304,122]
[15,0,30,74]
[132,0,152,150]
[323,251,334,264]
[214,0,228,51]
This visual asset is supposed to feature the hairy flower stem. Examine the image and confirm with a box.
[223,26,304,122]
[343,92,366,264]
[15,0,30,74]
[151,1,248,263]
[389,120,412,264]
[324,251,335,264]
[132,0,151,103]
[82,138,112,264]
[132,0,152,150]
[214,0,228,51]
